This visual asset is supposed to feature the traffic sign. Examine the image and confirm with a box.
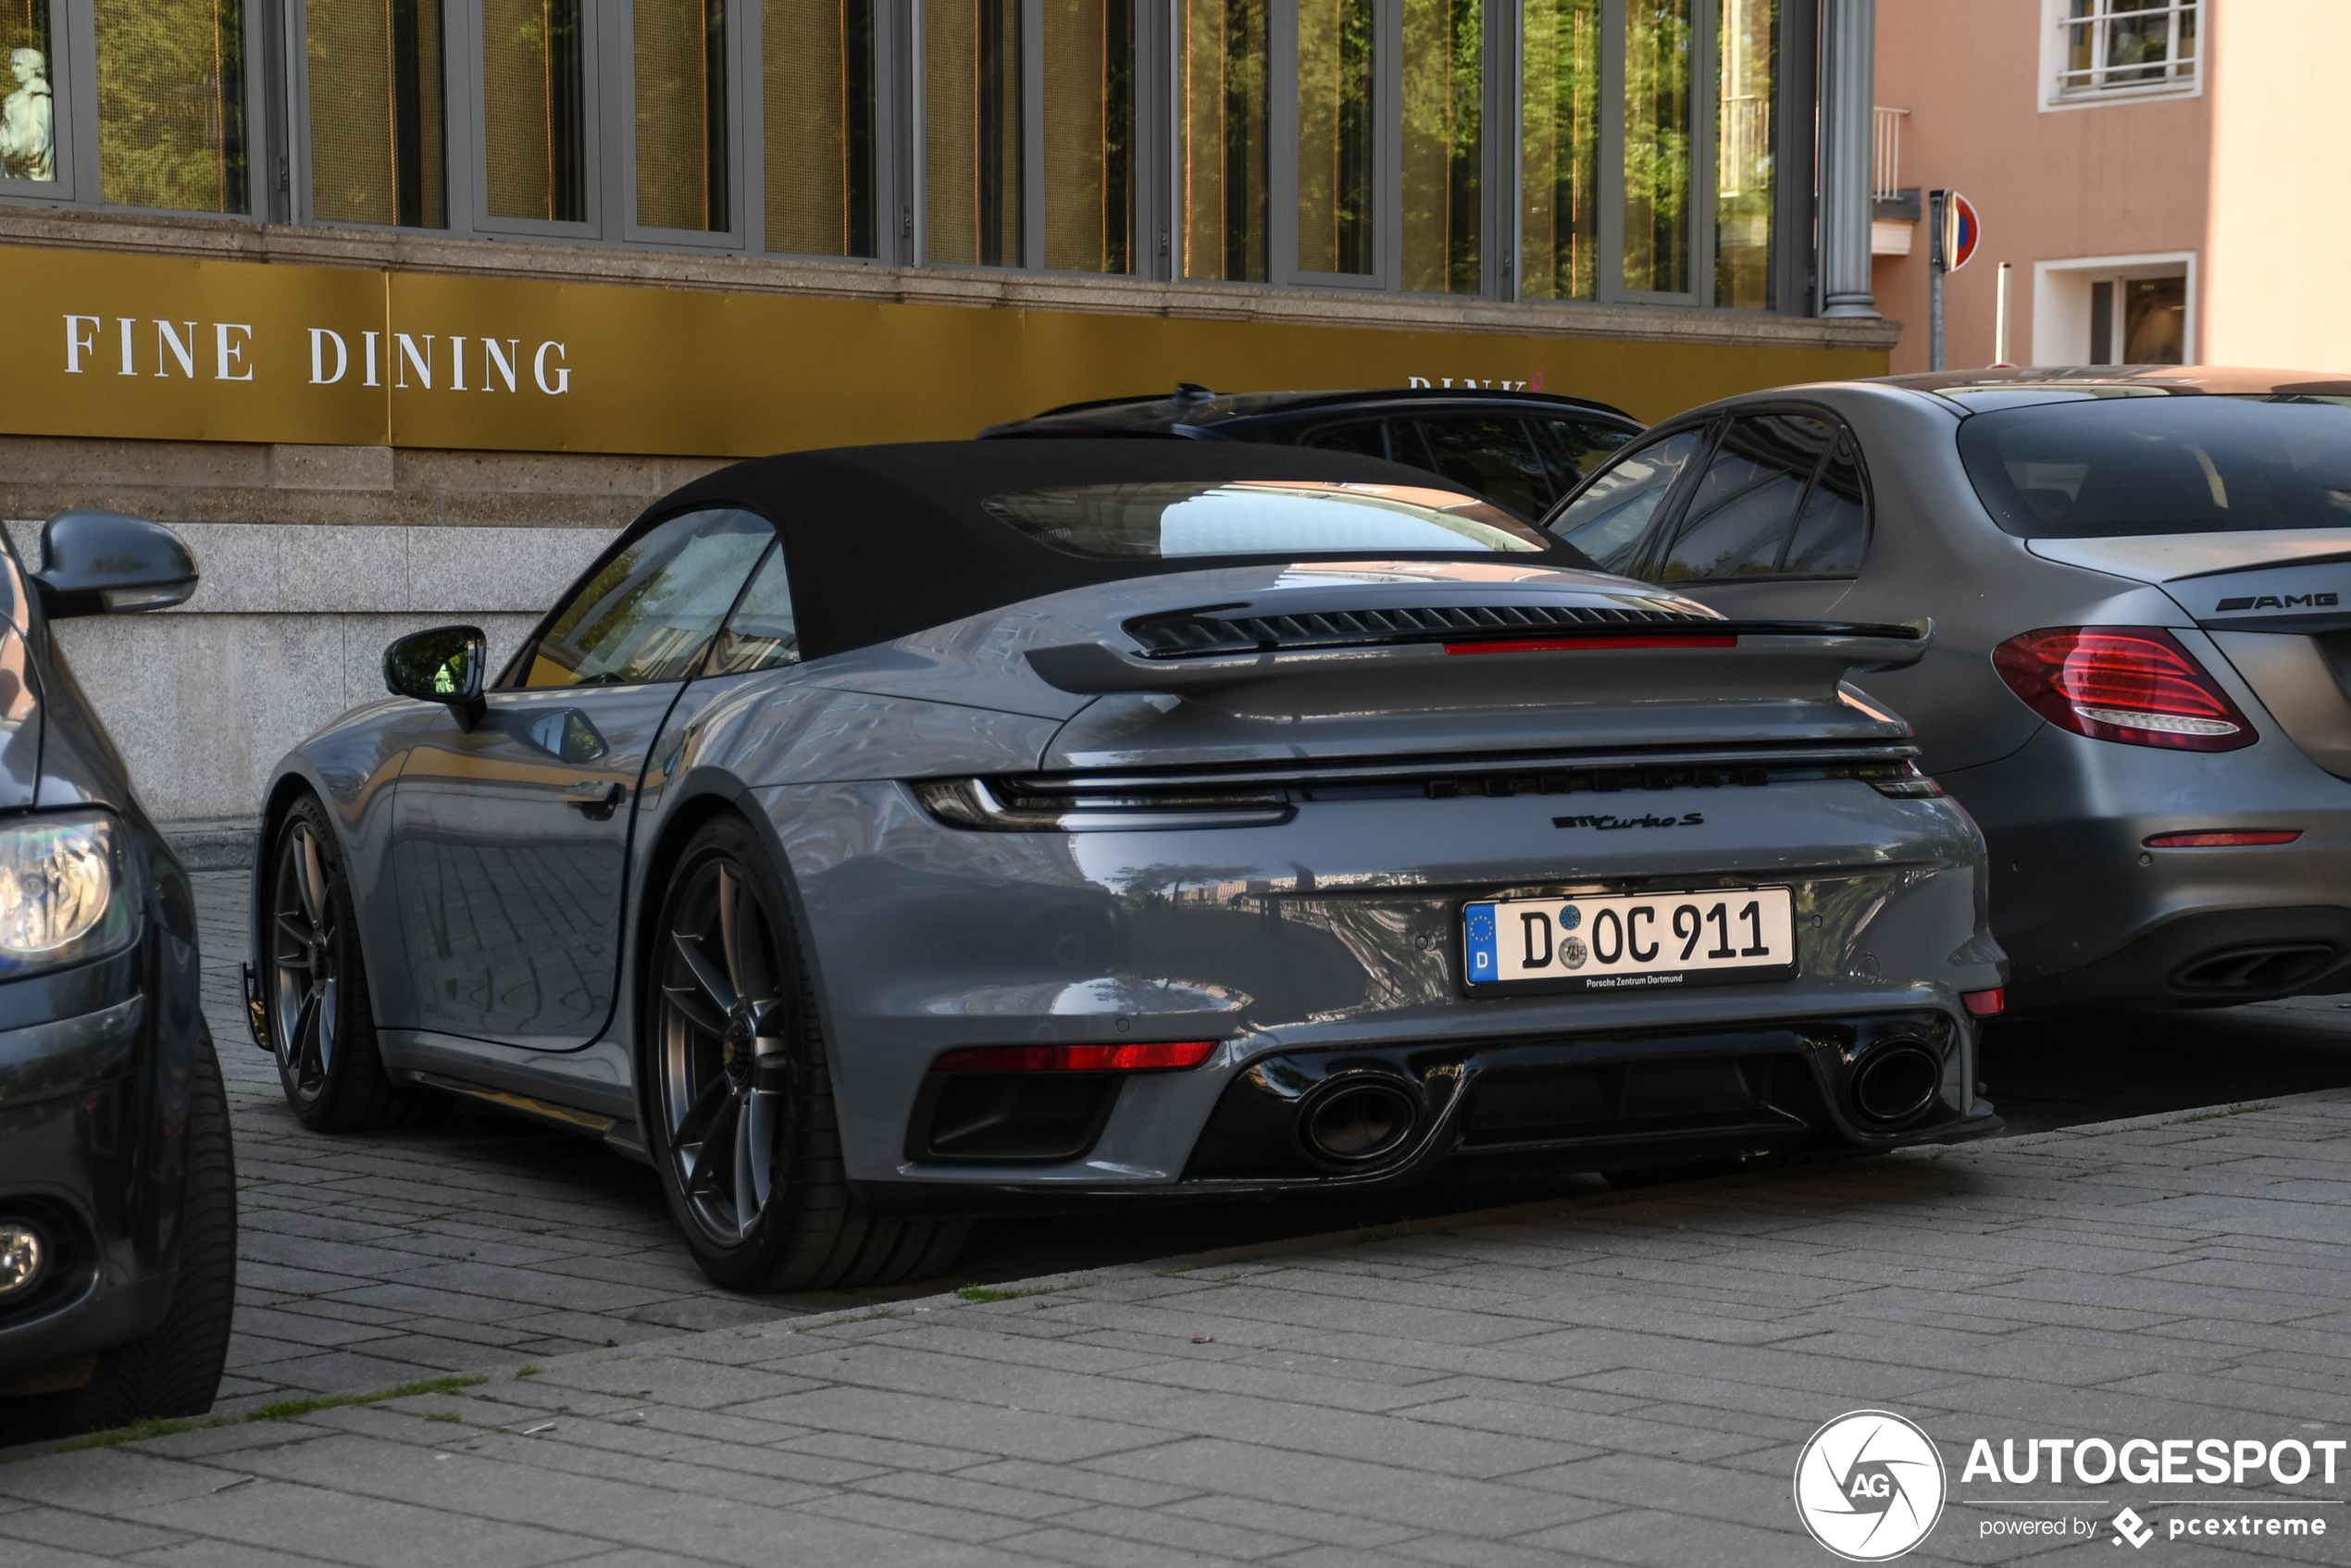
[1944,192,1980,272]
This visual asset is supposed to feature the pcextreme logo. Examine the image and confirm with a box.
[1794,1411,1948,1561]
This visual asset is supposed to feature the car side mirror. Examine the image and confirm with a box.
[384,625,489,729]
[29,511,199,618]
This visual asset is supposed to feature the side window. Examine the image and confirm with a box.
[1299,421,1390,460]
[1784,438,1869,574]
[1532,418,1639,495]
[1416,416,1552,521]
[1658,415,1838,582]
[707,542,801,675]
[1548,429,1704,574]
[520,508,775,689]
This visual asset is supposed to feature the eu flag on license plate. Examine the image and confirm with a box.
[1463,902,1499,982]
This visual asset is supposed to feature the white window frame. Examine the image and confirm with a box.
[2031,251,2196,366]
[2039,0,2201,112]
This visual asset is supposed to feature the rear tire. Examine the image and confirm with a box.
[643,815,965,1292]
[4,1027,238,1440]
[264,796,444,1132]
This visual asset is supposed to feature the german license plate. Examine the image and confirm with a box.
[1462,887,1797,993]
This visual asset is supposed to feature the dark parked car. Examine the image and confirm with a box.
[252,439,1999,1298]
[0,513,234,1440]
[981,385,1643,524]
[1543,365,2351,1013]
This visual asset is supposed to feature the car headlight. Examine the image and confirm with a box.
[0,813,131,975]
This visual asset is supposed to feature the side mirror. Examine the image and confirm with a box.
[384,625,488,728]
[30,511,199,618]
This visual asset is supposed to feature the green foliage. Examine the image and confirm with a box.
[93,0,246,212]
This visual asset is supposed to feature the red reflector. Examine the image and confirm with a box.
[1961,988,2006,1017]
[929,1040,1220,1074]
[1991,627,2254,753]
[1445,635,1738,655]
[2144,829,2303,848]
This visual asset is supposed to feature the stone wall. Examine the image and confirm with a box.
[0,434,716,823]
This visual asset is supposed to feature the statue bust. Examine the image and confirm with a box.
[0,48,52,183]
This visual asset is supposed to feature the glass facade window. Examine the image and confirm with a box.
[95,0,246,211]
[1296,0,1372,277]
[1400,0,1477,293]
[925,0,1021,267]
[483,0,586,221]
[308,0,444,226]
[1040,0,1131,273]
[635,0,726,230]
[1714,0,1773,309]
[764,0,874,256]
[1621,0,1691,295]
[1181,0,1267,281]
[0,2,54,183]
[6,0,1817,312]
[1521,0,1597,301]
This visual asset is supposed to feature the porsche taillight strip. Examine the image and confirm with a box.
[996,741,1920,797]
[914,746,1940,831]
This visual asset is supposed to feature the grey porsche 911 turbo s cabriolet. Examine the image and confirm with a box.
[248,439,2003,1293]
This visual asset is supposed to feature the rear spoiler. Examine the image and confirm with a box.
[1026,619,1932,696]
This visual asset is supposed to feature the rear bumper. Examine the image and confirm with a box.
[856,1008,1996,1208]
[1947,725,2351,1009]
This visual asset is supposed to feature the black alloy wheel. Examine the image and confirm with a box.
[647,815,964,1291]
[265,796,441,1131]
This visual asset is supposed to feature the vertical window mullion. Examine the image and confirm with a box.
[1595,0,1623,303]
[1020,0,1041,268]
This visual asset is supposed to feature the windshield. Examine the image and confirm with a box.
[981,479,1551,557]
[1958,395,2351,538]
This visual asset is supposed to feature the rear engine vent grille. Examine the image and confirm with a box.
[1126,602,1716,657]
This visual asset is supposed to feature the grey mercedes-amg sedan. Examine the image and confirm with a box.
[1549,366,2351,1014]
[248,439,2001,1292]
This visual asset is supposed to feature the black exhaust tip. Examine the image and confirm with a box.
[1849,1040,1942,1127]
[1299,1078,1420,1166]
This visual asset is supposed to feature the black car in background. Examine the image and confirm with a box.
[0,513,234,1441]
[981,385,1643,523]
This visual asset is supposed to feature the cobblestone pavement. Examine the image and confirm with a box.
[193,867,2351,1429]
[194,873,868,1414]
[10,1085,2351,1563]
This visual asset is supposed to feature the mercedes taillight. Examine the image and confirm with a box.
[1992,627,2254,753]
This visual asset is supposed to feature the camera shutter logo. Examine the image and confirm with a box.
[1793,1411,1947,1561]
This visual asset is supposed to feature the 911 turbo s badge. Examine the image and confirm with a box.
[2214,592,2337,612]
[1553,812,1706,829]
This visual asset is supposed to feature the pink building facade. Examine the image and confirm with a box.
[1872,0,2346,376]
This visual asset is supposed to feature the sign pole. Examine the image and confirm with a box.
[1928,189,1947,372]
[1994,261,2012,367]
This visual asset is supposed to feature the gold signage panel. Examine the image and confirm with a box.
[6,243,1886,454]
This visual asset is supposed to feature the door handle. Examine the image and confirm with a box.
[561,780,625,813]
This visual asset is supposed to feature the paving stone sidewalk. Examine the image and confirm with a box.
[11,1088,2351,1566]
[192,873,847,1413]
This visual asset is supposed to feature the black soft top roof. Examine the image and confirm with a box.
[648,438,1597,659]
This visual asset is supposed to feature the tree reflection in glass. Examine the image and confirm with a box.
[96,0,246,211]
[1521,0,1598,301]
[1181,0,1268,281]
[1297,0,1373,275]
[1401,0,1478,294]
[1622,0,1690,295]
[1714,0,1773,309]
